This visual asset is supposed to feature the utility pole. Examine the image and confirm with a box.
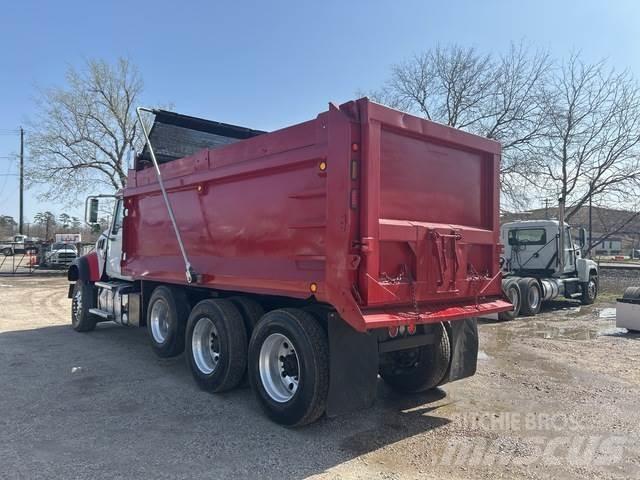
[588,180,593,258]
[544,198,549,219]
[19,127,24,234]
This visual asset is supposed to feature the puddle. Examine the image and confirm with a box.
[509,320,625,341]
[598,307,617,319]
[598,327,629,337]
[533,325,599,340]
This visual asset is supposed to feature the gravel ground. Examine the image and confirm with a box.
[1,276,639,479]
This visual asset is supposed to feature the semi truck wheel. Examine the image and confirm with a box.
[186,299,247,392]
[71,281,98,332]
[581,275,598,305]
[248,309,329,426]
[499,280,521,321]
[147,286,189,358]
[517,278,542,316]
[380,322,451,393]
[229,296,264,338]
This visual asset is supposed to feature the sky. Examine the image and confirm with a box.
[1,0,639,224]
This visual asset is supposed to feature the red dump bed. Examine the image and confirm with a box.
[122,98,510,332]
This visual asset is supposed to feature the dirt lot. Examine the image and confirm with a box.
[1,275,639,479]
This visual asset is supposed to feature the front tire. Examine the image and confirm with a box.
[71,280,98,332]
[380,322,451,393]
[186,299,247,392]
[581,275,598,305]
[147,286,189,358]
[518,277,542,316]
[248,309,329,426]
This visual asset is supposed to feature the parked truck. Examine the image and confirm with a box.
[499,207,598,320]
[68,99,510,425]
[1,234,37,256]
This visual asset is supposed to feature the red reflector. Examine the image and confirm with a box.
[388,326,399,338]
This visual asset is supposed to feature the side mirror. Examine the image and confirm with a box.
[579,228,587,248]
[88,198,99,224]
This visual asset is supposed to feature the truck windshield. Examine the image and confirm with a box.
[509,228,547,246]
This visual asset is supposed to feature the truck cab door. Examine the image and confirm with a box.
[563,227,576,274]
[104,199,131,280]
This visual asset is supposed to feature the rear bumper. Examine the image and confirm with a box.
[360,297,511,331]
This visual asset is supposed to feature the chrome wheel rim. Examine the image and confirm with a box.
[529,285,540,310]
[150,299,170,344]
[508,286,519,313]
[192,317,220,375]
[72,286,82,325]
[259,333,300,403]
[588,280,597,299]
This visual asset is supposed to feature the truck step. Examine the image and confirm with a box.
[95,281,130,290]
[89,308,113,320]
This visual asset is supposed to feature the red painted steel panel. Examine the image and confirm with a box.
[122,98,508,332]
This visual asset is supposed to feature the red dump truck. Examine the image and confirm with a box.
[68,98,510,426]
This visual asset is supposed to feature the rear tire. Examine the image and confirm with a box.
[186,299,247,392]
[499,280,521,321]
[229,296,264,338]
[380,323,451,393]
[518,277,542,316]
[71,280,98,332]
[2,247,13,256]
[581,275,598,305]
[248,309,329,426]
[147,286,189,358]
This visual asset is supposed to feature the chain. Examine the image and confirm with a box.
[467,263,484,309]
[380,264,420,320]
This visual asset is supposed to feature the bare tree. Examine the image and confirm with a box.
[530,54,640,221]
[26,58,143,201]
[366,42,552,209]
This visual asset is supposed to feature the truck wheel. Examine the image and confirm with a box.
[499,280,521,321]
[229,296,264,338]
[517,278,542,316]
[380,322,451,393]
[248,309,329,426]
[186,299,247,392]
[581,275,598,305]
[2,247,13,256]
[71,281,98,332]
[147,286,189,358]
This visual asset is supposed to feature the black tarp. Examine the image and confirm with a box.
[137,110,265,168]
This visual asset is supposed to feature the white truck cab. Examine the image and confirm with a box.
[499,219,598,320]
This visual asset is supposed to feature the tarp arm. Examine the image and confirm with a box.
[135,107,198,284]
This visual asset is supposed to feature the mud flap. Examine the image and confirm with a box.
[442,317,478,384]
[326,313,378,417]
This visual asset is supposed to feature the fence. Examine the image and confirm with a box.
[0,242,95,275]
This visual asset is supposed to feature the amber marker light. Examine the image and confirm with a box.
[310,282,318,293]
[319,161,327,171]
